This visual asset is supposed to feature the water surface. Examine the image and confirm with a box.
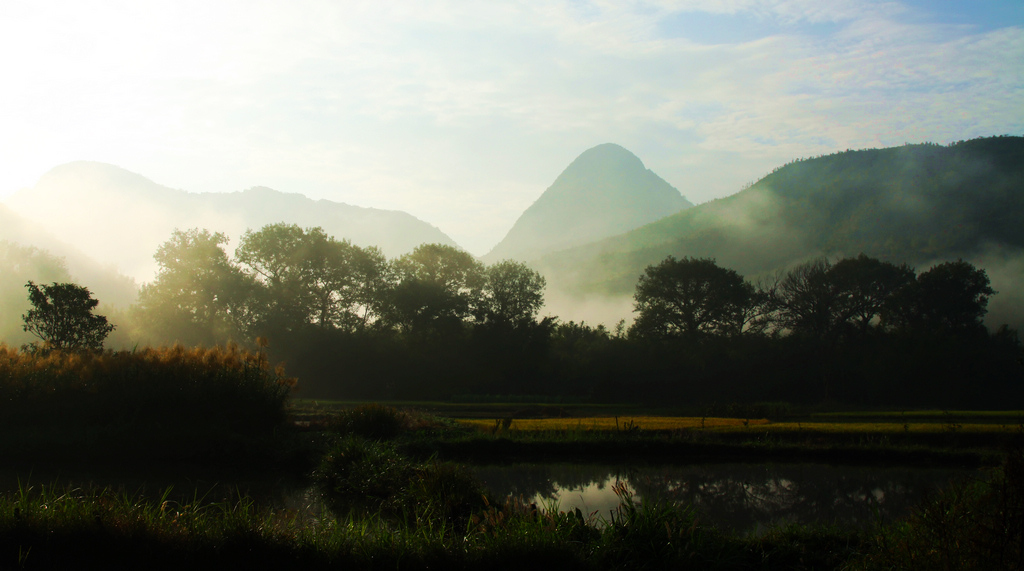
[473,462,981,535]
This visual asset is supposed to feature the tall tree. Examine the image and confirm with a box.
[235,223,391,332]
[825,254,916,335]
[384,243,485,332]
[134,228,254,346]
[884,259,995,336]
[769,255,914,340]
[0,241,71,344]
[631,256,754,339]
[23,281,114,351]
[479,260,546,326]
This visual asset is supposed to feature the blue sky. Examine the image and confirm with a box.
[1,0,1021,256]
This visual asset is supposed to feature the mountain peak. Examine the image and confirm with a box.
[483,144,692,262]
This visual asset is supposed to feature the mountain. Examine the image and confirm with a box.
[0,204,138,306]
[4,162,460,281]
[1,205,140,346]
[536,137,1024,314]
[483,143,692,263]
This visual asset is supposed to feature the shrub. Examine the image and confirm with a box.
[859,448,1024,569]
[313,437,416,516]
[313,437,486,525]
[331,403,409,440]
[0,343,295,455]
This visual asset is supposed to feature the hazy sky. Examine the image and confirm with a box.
[2,0,1021,255]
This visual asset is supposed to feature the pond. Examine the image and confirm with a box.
[0,461,982,535]
[472,462,982,535]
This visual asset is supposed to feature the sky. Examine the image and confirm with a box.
[1,0,1021,256]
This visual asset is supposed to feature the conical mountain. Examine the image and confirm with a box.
[483,144,692,262]
[535,137,1024,303]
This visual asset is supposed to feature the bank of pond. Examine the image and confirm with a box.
[1,342,1020,568]
[2,403,1022,570]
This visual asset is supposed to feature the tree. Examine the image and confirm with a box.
[769,255,914,340]
[828,254,915,334]
[22,281,114,351]
[1,241,71,343]
[384,244,485,332]
[479,260,546,326]
[631,256,754,339]
[883,259,995,335]
[770,258,838,338]
[235,224,392,332]
[134,228,255,346]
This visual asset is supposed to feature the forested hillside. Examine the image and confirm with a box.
[538,137,1024,302]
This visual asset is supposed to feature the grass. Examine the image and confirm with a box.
[8,440,1018,570]
[0,343,301,468]
[0,471,865,570]
[3,354,1022,570]
[456,416,771,432]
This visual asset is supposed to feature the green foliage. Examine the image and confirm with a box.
[631,256,754,339]
[385,243,486,333]
[884,258,996,336]
[22,281,114,351]
[479,259,546,326]
[134,228,254,346]
[0,241,71,345]
[859,450,1024,569]
[769,255,915,340]
[313,436,485,524]
[236,223,392,332]
[332,403,410,440]
[601,482,724,568]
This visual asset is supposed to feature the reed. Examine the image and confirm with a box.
[0,343,295,462]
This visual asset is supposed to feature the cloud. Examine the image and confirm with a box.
[1,1,1021,255]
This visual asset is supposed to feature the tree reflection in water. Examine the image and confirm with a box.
[472,463,978,535]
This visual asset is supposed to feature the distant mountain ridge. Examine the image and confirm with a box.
[5,162,460,281]
[483,143,692,263]
[536,136,1024,299]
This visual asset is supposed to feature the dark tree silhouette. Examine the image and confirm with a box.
[479,260,546,326]
[631,256,753,339]
[769,255,914,340]
[828,254,915,335]
[22,281,114,351]
[884,259,995,336]
[383,243,485,332]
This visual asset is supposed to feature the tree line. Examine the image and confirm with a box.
[9,224,1022,408]
[631,254,995,343]
[130,224,547,347]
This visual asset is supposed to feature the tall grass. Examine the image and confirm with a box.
[0,477,863,570]
[0,343,295,461]
[856,449,1024,569]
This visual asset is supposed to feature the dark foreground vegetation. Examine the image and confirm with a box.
[2,401,1022,570]
[0,342,1021,570]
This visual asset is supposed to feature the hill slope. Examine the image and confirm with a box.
[5,162,459,281]
[483,143,691,263]
[537,137,1024,300]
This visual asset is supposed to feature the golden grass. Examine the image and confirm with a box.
[457,416,1022,434]
[457,416,770,431]
[751,422,1020,434]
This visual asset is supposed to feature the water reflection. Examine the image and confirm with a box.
[473,463,980,535]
